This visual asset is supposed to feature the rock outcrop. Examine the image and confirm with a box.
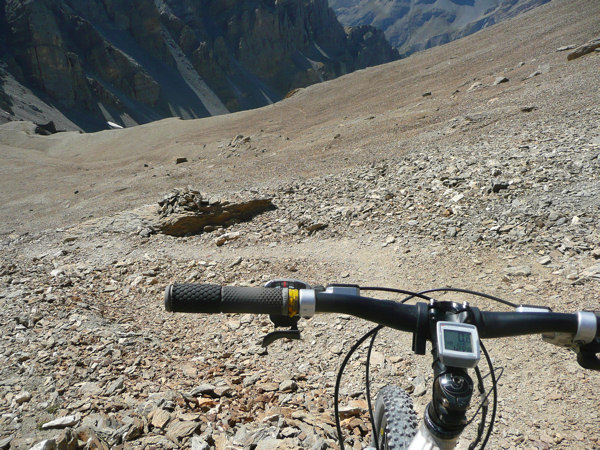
[567,37,600,60]
[0,0,399,131]
[73,188,276,238]
[4,0,92,109]
[156,188,275,237]
[0,76,11,118]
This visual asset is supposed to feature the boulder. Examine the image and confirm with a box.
[567,37,600,60]
[157,194,275,237]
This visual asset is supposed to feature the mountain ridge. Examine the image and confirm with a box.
[0,0,398,131]
[328,0,551,56]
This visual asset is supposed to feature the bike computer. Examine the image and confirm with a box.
[436,322,480,368]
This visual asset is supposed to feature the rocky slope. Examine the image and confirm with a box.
[0,0,398,131]
[1,0,600,448]
[329,0,550,56]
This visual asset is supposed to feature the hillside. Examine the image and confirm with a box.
[1,0,599,448]
[0,0,398,131]
[329,0,550,56]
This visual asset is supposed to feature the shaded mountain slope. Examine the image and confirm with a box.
[0,0,398,131]
[329,0,550,56]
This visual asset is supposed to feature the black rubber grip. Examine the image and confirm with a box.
[165,284,222,313]
[165,284,285,315]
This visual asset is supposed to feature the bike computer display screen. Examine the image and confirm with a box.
[436,322,480,368]
[443,328,473,352]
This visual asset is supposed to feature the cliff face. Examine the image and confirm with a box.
[159,0,400,110]
[329,0,550,57]
[0,0,399,131]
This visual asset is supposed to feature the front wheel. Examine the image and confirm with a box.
[372,385,418,449]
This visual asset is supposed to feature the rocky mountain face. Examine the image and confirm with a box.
[329,0,550,57]
[0,0,398,131]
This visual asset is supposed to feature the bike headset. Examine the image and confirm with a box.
[334,286,501,450]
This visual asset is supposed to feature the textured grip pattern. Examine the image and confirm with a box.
[165,284,285,315]
[222,286,285,315]
[165,284,222,313]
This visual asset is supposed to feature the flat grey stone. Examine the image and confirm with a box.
[538,256,552,265]
[191,436,210,450]
[29,440,56,450]
[190,384,216,396]
[505,265,532,277]
[42,415,79,429]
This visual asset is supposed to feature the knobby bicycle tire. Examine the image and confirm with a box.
[372,385,418,449]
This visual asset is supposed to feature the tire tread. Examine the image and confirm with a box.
[374,385,418,449]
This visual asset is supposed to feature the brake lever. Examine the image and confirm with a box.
[261,312,302,348]
[262,329,301,348]
[576,338,600,371]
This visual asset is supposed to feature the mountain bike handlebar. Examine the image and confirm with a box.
[165,281,600,449]
[165,283,600,342]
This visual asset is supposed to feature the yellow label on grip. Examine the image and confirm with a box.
[288,289,299,317]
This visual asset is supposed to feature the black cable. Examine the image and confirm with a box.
[468,366,487,450]
[360,286,433,301]
[479,366,504,383]
[417,287,518,308]
[366,326,383,450]
[360,286,519,308]
[479,341,497,448]
[335,326,381,449]
[465,367,504,427]
[362,286,516,308]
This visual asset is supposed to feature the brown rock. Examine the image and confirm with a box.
[197,398,218,411]
[257,382,279,392]
[74,429,109,450]
[55,429,77,450]
[338,405,362,419]
[123,418,144,442]
[157,196,274,237]
[567,37,600,60]
[149,408,171,429]
[166,420,199,440]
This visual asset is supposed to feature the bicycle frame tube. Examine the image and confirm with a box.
[408,423,459,450]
